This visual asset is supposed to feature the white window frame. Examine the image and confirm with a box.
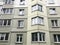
[19,9,24,16]
[20,0,25,5]
[48,0,54,4]
[4,0,14,4]
[0,19,11,26]
[32,17,44,25]
[16,34,23,43]
[0,33,9,41]
[54,34,60,42]
[18,20,24,28]
[32,4,42,12]
[51,20,58,27]
[49,8,56,14]
[32,32,45,42]
[2,8,13,14]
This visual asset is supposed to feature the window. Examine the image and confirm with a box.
[0,6,2,14]
[2,8,13,14]
[51,20,58,27]
[4,0,14,4]
[19,9,24,16]
[16,34,23,43]
[32,4,42,12]
[18,20,24,27]
[20,0,25,5]
[32,16,44,25]
[48,0,54,4]
[0,33,9,41]
[0,19,11,26]
[54,34,60,42]
[49,8,56,14]
[32,32,45,42]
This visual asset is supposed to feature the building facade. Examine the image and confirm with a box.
[0,0,60,45]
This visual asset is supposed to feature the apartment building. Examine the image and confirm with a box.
[0,0,60,45]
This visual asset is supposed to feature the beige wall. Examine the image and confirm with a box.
[10,32,27,45]
[47,6,60,45]
[0,0,60,45]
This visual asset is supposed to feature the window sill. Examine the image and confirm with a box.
[52,26,60,28]
[0,40,8,41]
[54,42,60,43]
[32,41,46,43]
[20,4,25,5]
[48,3,55,4]
[0,40,8,42]
[18,15,24,16]
[32,10,43,12]
[0,13,13,15]
[17,27,24,29]
[31,24,44,26]
[49,13,57,15]
[15,42,23,44]
[0,25,11,27]
[3,3,14,5]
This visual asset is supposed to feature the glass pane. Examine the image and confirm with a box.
[5,33,9,40]
[32,32,38,41]
[3,8,6,13]
[51,20,54,26]
[39,33,42,41]
[8,20,11,25]
[32,19,35,25]
[38,5,42,11]
[17,36,19,42]
[1,34,5,40]
[54,35,57,42]
[0,20,3,25]
[10,9,13,14]
[1,37,4,40]
[20,36,22,42]
[18,20,24,27]
[55,20,58,26]
[58,35,60,42]
[6,9,9,14]
[43,34,45,41]
[4,20,7,26]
